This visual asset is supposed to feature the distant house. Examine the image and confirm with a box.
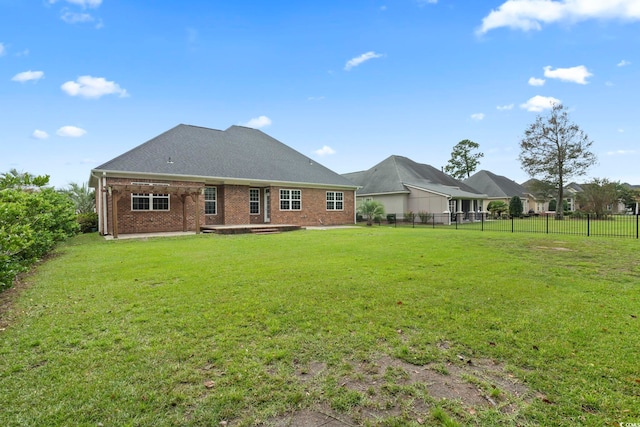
[89,124,357,237]
[343,155,486,221]
[565,182,627,213]
[521,179,631,214]
[521,178,552,213]
[464,170,537,213]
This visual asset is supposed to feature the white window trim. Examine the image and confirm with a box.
[280,189,302,211]
[131,193,170,211]
[204,187,217,215]
[326,191,344,211]
[249,188,260,215]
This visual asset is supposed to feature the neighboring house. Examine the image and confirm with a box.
[564,182,583,212]
[343,155,486,222]
[464,170,537,213]
[89,124,357,237]
[521,178,552,213]
[521,179,628,213]
[566,182,626,213]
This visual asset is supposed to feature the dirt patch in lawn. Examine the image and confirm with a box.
[257,352,532,426]
[0,275,32,332]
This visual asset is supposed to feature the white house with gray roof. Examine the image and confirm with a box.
[90,124,357,237]
[343,155,486,222]
[464,170,538,213]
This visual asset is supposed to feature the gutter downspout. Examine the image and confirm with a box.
[102,173,108,235]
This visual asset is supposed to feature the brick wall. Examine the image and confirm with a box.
[223,185,253,225]
[270,187,355,226]
[104,177,204,234]
[101,178,355,235]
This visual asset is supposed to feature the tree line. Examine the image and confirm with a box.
[444,103,639,216]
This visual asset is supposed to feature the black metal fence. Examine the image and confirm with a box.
[362,213,640,239]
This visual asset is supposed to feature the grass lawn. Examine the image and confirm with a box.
[457,214,640,238]
[0,227,639,426]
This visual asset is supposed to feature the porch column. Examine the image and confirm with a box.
[110,188,120,239]
[192,191,201,234]
[181,194,188,232]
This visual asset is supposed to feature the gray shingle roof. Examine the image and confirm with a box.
[464,170,528,198]
[92,124,356,188]
[343,155,485,199]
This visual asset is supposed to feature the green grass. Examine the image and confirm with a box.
[457,214,639,238]
[1,228,639,426]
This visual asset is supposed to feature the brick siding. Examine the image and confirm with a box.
[100,178,355,235]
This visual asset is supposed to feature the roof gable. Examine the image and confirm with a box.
[344,155,484,198]
[465,170,528,198]
[92,124,356,188]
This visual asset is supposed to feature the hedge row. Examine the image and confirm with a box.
[0,188,79,289]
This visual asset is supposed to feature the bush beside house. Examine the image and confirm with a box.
[0,174,79,290]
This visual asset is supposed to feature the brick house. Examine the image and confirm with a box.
[89,124,357,237]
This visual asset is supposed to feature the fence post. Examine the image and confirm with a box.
[587,214,590,237]
[637,214,639,239]
[546,214,549,234]
[481,212,484,231]
[511,215,514,233]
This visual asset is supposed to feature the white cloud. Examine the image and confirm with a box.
[417,0,438,5]
[61,12,94,24]
[307,96,325,101]
[57,126,87,137]
[0,43,5,56]
[471,113,485,121]
[543,65,592,84]
[11,70,45,83]
[314,145,336,156]
[528,77,546,86]
[618,129,624,133]
[49,0,102,8]
[607,149,635,155]
[520,95,561,112]
[32,130,49,140]
[344,51,384,71]
[242,115,272,129]
[496,104,514,111]
[478,0,640,34]
[61,75,129,99]
[617,59,631,67]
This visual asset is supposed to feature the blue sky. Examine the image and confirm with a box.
[1,0,639,188]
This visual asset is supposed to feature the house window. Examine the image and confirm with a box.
[250,188,260,214]
[280,189,301,211]
[326,191,344,210]
[131,193,169,211]
[204,187,217,215]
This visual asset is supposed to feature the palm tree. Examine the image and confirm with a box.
[60,182,95,214]
[358,200,385,226]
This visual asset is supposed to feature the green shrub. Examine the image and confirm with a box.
[77,212,99,233]
[403,211,415,223]
[0,187,78,289]
[487,201,508,218]
[509,196,523,217]
[418,211,432,223]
